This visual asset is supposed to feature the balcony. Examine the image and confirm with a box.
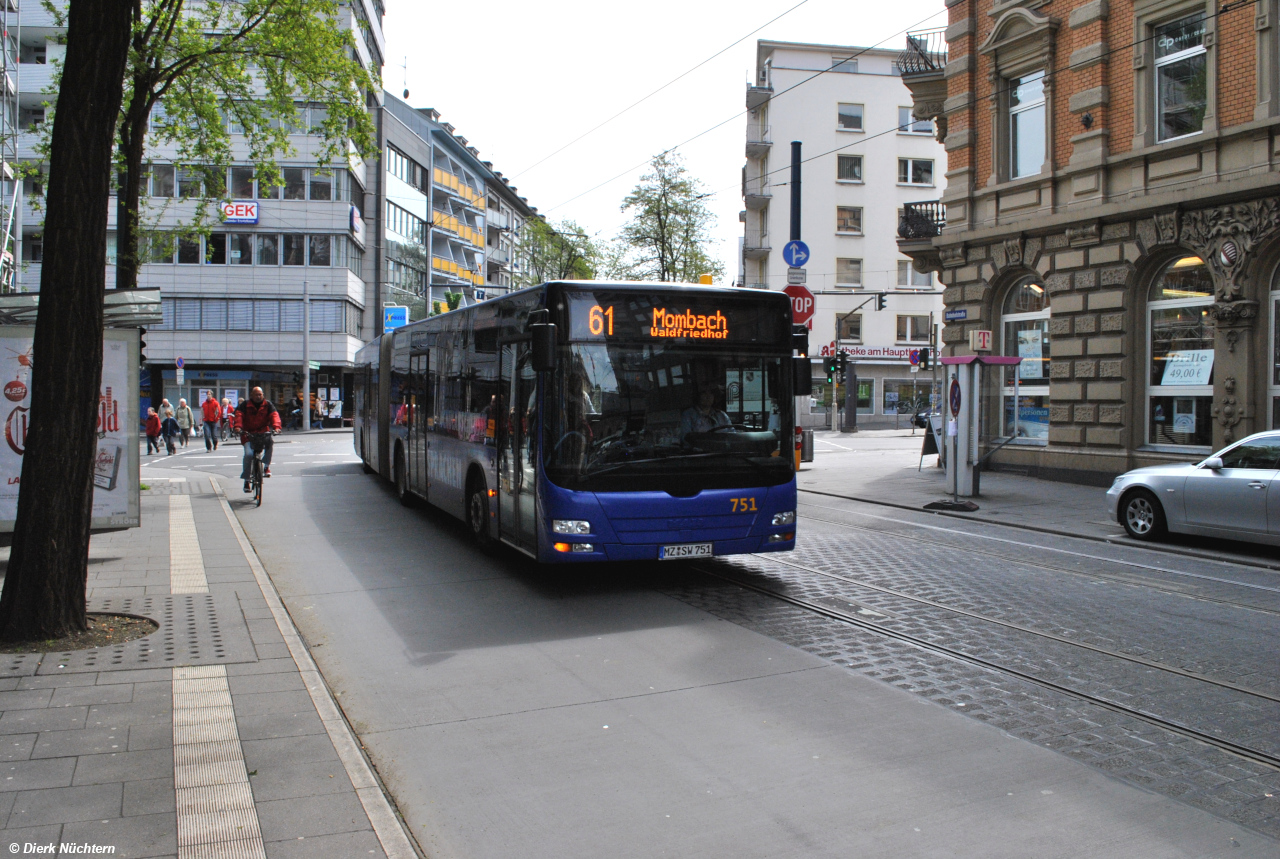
[746,125,771,160]
[897,201,945,277]
[743,176,771,211]
[432,255,481,285]
[746,85,771,111]
[743,230,770,260]
[432,167,485,210]
[488,245,511,266]
[897,28,947,78]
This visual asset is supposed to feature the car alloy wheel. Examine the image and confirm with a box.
[1126,496,1154,535]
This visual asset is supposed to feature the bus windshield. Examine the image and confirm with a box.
[544,341,792,493]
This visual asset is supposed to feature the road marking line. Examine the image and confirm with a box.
[210,479,418,858]
[169,493,266,858]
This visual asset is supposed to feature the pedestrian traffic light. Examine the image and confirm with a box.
[919,347,930,370]
[876,293,887,311]
[824,357,835,384]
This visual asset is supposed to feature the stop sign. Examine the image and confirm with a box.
[783,284,815,325]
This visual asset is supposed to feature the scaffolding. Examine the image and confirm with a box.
[0,0,18,293]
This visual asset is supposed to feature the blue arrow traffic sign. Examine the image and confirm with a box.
[782,240,810,268]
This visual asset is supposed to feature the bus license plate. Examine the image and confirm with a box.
[659,543,713,560]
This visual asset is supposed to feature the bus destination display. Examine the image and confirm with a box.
[566,293,784,344]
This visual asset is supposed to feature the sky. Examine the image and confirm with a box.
[382,0,948,281]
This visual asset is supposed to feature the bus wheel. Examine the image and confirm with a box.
[395,448,412,506]
[467,475,492,547]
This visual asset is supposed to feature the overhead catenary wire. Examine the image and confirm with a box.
[510,0,817,180]
[535,9,947,215]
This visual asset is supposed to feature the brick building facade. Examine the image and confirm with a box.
[898,0,1280,483]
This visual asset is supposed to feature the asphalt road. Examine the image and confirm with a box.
[141,431,1280,857]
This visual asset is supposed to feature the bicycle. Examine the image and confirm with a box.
[246,432,273,507]
[220,418,231,442]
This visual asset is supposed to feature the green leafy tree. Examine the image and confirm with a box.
[615,153,724,283]
[105,0,379,290]
[519,218,600,284]
[0,0,133,640]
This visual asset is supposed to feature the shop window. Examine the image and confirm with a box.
[1155,13,1207,142]
[1147,254,1214,447]
[1009,71,1046,178]
[1000,276,1050,442]
[884,378,929,416]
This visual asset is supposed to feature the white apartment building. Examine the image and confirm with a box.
[743,40,946,422]
[15,0,385,418]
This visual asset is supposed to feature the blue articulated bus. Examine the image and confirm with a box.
[352,281,804,563]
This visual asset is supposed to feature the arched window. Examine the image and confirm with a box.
[1001,275,1050,441]
[1147,254,1214,448]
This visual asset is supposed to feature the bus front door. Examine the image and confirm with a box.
[408,352,428,495]
[499,343,538,553]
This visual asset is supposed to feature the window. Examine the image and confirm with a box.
[1001,276,1050,442]
[21,236,42,263]
[176,169,203,198]
[308,104,329,133]
[205,233,226,265]
[897,260,931,287]
[837,313,862,341]
[177,236,201,265]
[898,158,933,185]
[831,57,858,73]
[228,299,253,329]
[254,300,279,331]
[837,155,862,182]
[1155,14,1207,141]
[282,233,305,265]
[898,106,932,134]
[836,206,862,234]
[280,301,304,331]
[308,235,331,266]
[150,165,175,198]
[835,258,862,286]
[258,175,281,200]
[309,300,343,332]
[229,166,254,198]
[1148,254,1214,447]
[144,233,175,264]
[1009,71,1046,178]
[309,170,332,201]
[896,315,930,342]
[201,299,227,330]
[256,234,279,266]
[173,299,201,330]
[837,103,864,131]
[282,167,306,200]
[228,234,253,265]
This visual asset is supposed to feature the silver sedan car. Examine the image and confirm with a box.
[1106,430,1280,544]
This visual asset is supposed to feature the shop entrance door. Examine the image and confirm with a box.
[498,341,537,553]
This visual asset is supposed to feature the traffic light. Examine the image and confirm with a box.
[918,347,930,370]
[292,372,301,386]
[824,357,835,384]
[836,352,847,384]
[876,293,887,311]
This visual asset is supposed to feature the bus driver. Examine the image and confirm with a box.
[681,386,732,440]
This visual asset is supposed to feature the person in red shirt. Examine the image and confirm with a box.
[235,387,281,492]
[201,392,222,450]
[144,407,162,455]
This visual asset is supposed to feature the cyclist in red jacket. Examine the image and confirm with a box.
[235,387,281,492]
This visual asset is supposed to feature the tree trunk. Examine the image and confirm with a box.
[0,0,133,641]
[114,90,151,292]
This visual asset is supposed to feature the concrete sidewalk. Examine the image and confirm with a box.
[0,473,416,858]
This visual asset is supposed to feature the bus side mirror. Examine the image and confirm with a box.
[793,357,812,396]
[531,323,557,372]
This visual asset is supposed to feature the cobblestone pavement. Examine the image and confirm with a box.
[657,503,1280,841]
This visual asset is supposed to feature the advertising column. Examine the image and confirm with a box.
[0,327,141,531]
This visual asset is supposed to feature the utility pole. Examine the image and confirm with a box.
[302,280,310,432]
[790,141,801,242]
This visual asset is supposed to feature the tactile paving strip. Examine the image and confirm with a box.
[31,593,257,675]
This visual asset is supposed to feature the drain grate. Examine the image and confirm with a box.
[31,594,257,675]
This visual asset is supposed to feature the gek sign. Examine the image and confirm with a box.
[221,200,259,224]
[783,284,815,328]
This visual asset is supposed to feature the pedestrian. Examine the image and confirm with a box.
[201,392,221,450]
[175,398,195,447]
[161,410,180,455]
[160,398,173,420]
[144,407,162,455]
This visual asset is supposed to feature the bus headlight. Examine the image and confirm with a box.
[771,511,796,526]
[553,519,592,535]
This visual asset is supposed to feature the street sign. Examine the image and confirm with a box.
[786,267,807,284]
[175,368,185,384]
[782,284,815,326]
[969,329,993,351]
[944,308,968,322]
[782,240,810,268]
[911,365,920,373]
[308,361,320,371]
[909,349,920,365]
[949,377,962,418]
[175,357,184,369]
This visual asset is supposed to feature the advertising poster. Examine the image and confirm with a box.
[0,328,140,531]
[1173,398,1197,434]
[1161,349,1214,386]
[1017,329,1043,379]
